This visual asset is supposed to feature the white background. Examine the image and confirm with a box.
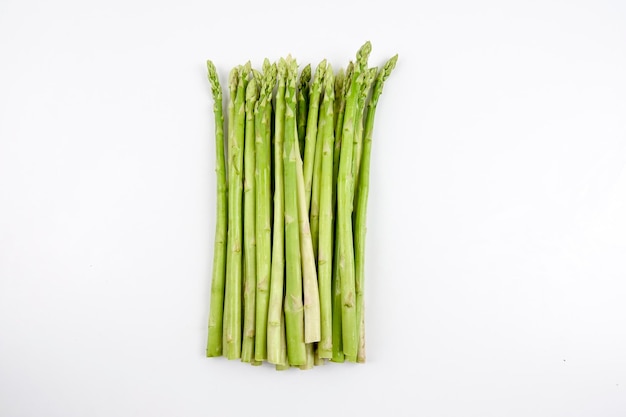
[1,0,625,416]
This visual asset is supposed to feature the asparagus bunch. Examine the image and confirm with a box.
[205,42,397,370]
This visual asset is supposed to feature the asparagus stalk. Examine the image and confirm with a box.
[254,60,276,362]
[355,55,398,363]
[316,64,335,359]
[206,61,228,357]
[266,59,287,365]
[309,61,329,258]
[296,64,311,158]
[283,56,306,366]
[309,64,336,265]
[337,42,371,362]
[295,130,321,344]
[263,59,275,232]
[331,63,351,364]
[302,59,326,211]
[223,63,250,360]
[221,67,237,355]
[332,61,353,210]
[241,76,258,363]
[352,67,378,208]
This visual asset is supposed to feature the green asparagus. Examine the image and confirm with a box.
[205,61,227,358]
[204,42,397,370]
[355,55,398,363]
[254,60,276,362]
[283,56,306,366]
[266,59,287,365]
[241,76,258,363]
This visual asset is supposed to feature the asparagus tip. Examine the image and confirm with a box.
[384,54,399,75]
[299,64,312,84]
[206,60,222,99]
[357,41,372,60]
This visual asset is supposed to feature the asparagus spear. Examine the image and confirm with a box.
[205,61,228,357]
[263,59,275,233]
[221,67,238,355]
[223,62,251,360]
[254,60,276,362]
[283,56,306,366]
[333,61,353,211]
[296,64,311,158]
[337,42,371,362]
[315,64,335,359]
[241,76,258,363]
[355,55,398,363]
[295,129,321,344]
[308,61,329,259]
[310,64,340,265]
[331,63,351,364]
[302,59,326,211]
[352,67,378,208]
[266,59,287,365]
